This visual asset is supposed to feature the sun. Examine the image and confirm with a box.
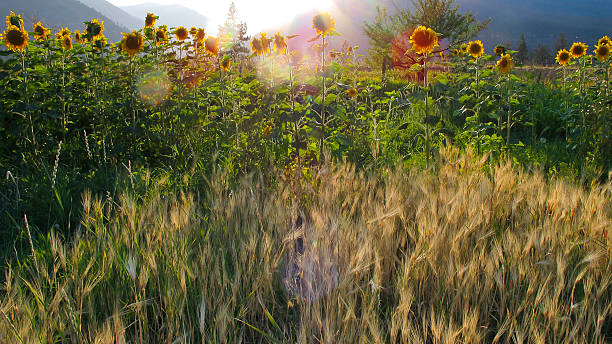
[203,0,334,35]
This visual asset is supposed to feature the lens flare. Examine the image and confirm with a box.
[137,71,171,106]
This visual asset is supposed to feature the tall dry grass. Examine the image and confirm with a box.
[1,146,611,343]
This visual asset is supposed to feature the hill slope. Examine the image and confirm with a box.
[76,0,141,30]
[120,3,208,30]
[1,0,131,42]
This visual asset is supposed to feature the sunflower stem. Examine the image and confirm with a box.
[20,51,36,155]
[320,34,326,163]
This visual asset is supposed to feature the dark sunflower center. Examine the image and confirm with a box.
[413,31,432,47]
[177,29,187,39]
[126,35,140,50]
[252,40,262,51]
[598,46,610,56]
[572,46,584,55]
[6,29,25,46]
[156,30,165,40]
[314,16,331,32]
[500,59,508,68]
[146,16,154,26]
[469,44,481,55]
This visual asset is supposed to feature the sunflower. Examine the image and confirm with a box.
[250,37,263,55]
[409,26,439,54]
[56,27,71,39]
[346,88,357,98]
[175,26,188,41]
[467,40,484,59]
[74,30,87,44]
[93,36,107,52]
[555,49,571,66]
[145,12,157,28]
[33,22,50,41]
[312,12,335,36]
[594,44,610,61]
[85,19,105,40]
[460,43,468,55]
[3,25,28,52]
[205,36,218,56]
[260,33,272,55]
[220,55,231,71]
[194,28,205,44]
[569,42,587,58]
[60,35,72,51]
[155,25,168,45]
[496,54,513,74]
[494,44,506,56]
[598,36,611,46]
[190,27,198,37]
[274,32,287,54]
[121,30,144,57]
[6,11,23,30]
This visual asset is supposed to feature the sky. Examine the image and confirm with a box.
[106,0,335,34]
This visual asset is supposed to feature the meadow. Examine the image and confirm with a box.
[0,10,611,343]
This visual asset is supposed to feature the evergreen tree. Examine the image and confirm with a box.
[532,44,552,65]
[554,33,569,53]
[516,33,529,64]
[218,2,250,60]
[363,0,489,73]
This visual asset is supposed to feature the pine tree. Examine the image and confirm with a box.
[516,33,529,65]
[554,33,569,53]
[218,2,250,60]
[532,44,552,65]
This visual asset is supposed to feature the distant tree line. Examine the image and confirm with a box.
[513,32,570,66]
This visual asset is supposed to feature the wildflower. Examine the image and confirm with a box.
[155,25,168,45]
[121,30,144,57]
[409,26,439,54]
[569,42,587,58]
[312,12,335,36]
[494,44,506,56]
[3,25,28,52]
[346,88,357,97]
[33,22,50,41]
[274,32,287,54]
[496,54,513,73]
[598,36,611,46]
[145,12,157,28]
[175,26,188,41]
[85,19,105,40]
[594,44,610,61]
[467,40,484,59]
[220,55,231,71]
[205,36,218,56]
[555,49,571,66]
[6,11,23,30]
[60,34,72,51]
[250,37,263,55]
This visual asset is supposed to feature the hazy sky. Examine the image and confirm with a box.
[106,0,334,34]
